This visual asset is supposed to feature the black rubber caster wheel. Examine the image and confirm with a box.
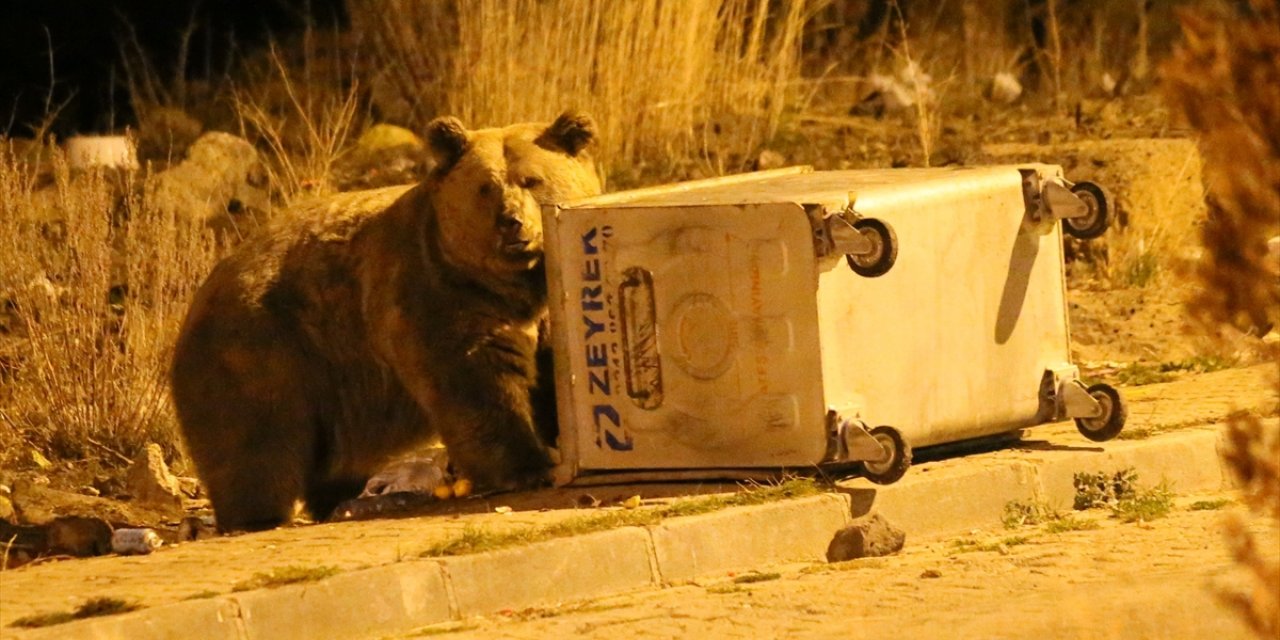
[1074,382,1127,442]
[1063,182,1111,240]
[845,217,898,278]
[862,425,912,485]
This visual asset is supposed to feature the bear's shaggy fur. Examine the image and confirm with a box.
[170,112,601,532]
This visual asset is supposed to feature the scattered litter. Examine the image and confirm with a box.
[620,495,642,510]
[495,506,513,515]
[111,528,163,556]
[31,450,52,470]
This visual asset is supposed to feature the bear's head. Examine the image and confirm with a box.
[424,112,602,280]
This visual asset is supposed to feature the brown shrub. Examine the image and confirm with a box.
[0,146,219,469]
[1163,2,1280,637]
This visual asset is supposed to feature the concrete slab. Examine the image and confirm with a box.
[442,526,656,617]
[234,562,452,640]
[648,494,851,583]
[1030,428,1227,506]
[18,597,243,640]
[845,460,1041,536]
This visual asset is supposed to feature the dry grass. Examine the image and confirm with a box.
[0,146,219,468]
[1163,1,1280,636]
[353,0,812,184]
[233,41,361,205]
[421,477,822,558]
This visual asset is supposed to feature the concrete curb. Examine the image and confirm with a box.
[14,427,1232,640]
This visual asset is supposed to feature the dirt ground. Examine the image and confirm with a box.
[413,491,1269,640]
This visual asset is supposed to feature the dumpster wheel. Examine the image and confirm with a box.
[1074,383,1127,442]
[1063,182,1111,240]
[862,425,911,484]
[845,218,898,278]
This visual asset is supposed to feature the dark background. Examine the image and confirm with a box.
[0,0,346,137]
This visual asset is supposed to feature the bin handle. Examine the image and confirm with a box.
[619,267,664,409]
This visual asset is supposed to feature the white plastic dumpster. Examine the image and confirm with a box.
[542,165,1125,486]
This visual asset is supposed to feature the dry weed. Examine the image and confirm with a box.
[1163,1,1280,636]
[352,0,812,182]
[234,41,361,205]
[0,145,219,468]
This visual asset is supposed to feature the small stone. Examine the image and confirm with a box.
[754,149,787,172]
[920,568,942,579]
[989,72,1023,104]
[826,512,906,562]
[125,444,183,510]
[176,476,201,498]
[177,515,217,542]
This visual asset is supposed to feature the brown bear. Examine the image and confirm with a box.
[170,112,601,532]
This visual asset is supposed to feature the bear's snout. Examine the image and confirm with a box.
[496,206,540,256]
[497,211,526,246]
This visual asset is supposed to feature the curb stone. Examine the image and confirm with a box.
[11,427,1234,640]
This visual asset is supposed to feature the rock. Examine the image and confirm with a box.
[754,149,787,172]
[0,495,14,522]
[989,72,1023,104]
[135,106,204,162]
[176,476,201,498]
[46,515,113,557]
[826,512,906,562]
[125,444,184,510]
[333,124,427,190]
[10,480,161,528]
[176,515,217,542]
[146,131,271,235]
[356,123,423,152]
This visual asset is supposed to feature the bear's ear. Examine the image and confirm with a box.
[536,111,597,157]
[425,116,470,173]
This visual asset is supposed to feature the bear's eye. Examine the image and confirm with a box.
[478,183,497,198]
[519,176,544,190]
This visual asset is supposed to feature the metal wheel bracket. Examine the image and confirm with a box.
[1043,180,1091,221]
[1059,379,1104,419]
[828,215,874,256]
[841,418,892,463]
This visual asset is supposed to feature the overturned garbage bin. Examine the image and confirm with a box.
[542,164,1125,487]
